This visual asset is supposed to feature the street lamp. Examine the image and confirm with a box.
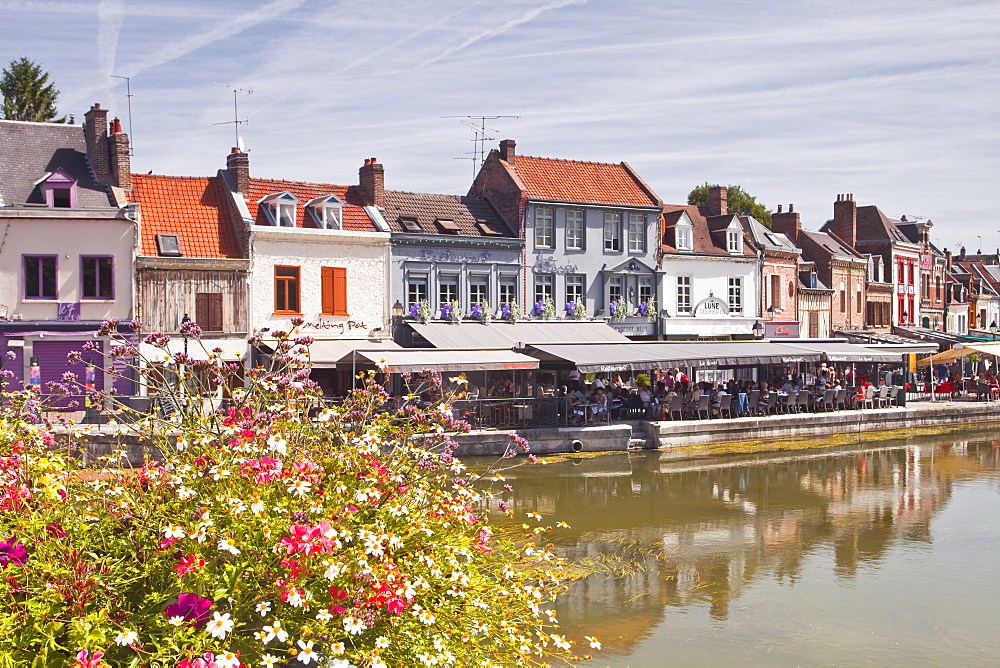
[990,321,998,341]
[180,313,191,354]
[752,320,764,339]
[392,300,404,319]
[767,305,776,320]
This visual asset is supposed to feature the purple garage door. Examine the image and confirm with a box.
[33,339,105,409]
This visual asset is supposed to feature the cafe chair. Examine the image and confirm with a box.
[821,389,836,412]
[746,390,761,416]
[668,395,684,420]
[717,393,733,419]
[696,395,711,420]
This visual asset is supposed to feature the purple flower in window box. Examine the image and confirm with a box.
[565,301,576,316]
[409,303,420,318]
[638,301,648,315]
[440,303,453,320]
[470,303,483,319]
[500,303,511,319]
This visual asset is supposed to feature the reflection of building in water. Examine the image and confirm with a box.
[479,441,996,653]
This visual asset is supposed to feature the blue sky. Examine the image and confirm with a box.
[3,0,999,251]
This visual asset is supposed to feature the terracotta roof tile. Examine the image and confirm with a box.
[128,174,241,259]
[247,178,375,232]
[510,155,658,207]
[381,190,515,237]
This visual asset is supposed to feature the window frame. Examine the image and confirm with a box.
[728,277,742,314]
[407,272,428,308]
[273,265,301,315]
[608,276,623,305]
[638,276,653,305]
[534,206,554,249]
[727,228,742,254]
[565,209,585,250]
[499,275,518,307]
[23,254,58,301]
[566,274,586,306]
[469,275,489,307]
[439,273,459,308]
[534,273,554,304]
[675,223,693,252]
[676,275,692,314]
[80,255,114,301]
[603,211,622,252]
[627,212,645,253]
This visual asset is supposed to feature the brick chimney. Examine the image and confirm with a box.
[359,157,384,207]
[84,103,110,183]
[830,193,857,248]
[226,147,250,196]
[945,248,952,271]
[499,139,516,167]
[108,117,131,190]
[707,186,727,216]
[771,203,801,243]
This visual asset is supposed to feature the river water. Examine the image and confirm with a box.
[479,430,1000,666]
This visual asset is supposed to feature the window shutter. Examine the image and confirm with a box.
[321,267,335,315]
[333,267,348,316]
[196,293,224,332]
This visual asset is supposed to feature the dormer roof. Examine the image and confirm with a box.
[661,204,754,256]
[247,178,376,231]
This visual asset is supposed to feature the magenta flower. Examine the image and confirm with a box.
[164,593,214,628]
[0,540,27,568]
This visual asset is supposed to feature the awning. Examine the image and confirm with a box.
[304,339,400,367]
[348,348,538,373]
[916,342,1000,367]
[783,341,906,363]
[139,338,247,362]
[526,341,825,373]
[404,321,629,349]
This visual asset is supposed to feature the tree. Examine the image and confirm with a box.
[688,182,772,227]
[1,57,65,123]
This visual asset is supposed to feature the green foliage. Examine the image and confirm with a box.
[1,57,65,123]
[0,321,593,666]
[635,373,650,388]
[687,182,772,227]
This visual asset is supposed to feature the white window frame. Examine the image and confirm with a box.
[608,276,623,305]
[534,273,554,303]
[565,209,585,250]
[534,207,554,249]
[499,275,518,307]
[407,272,428,307]
[677,276,692,314]
[727,228,741,254]
[306,195,344,230]
[259,192,298,227]
[628,213,646,253]
[469,275,489,306]
[639,276,653,304]
[728,277,742,314]
[603,211,622,252]
[676,222,693,251]
[566,274,586,306]
[439,274,459,307]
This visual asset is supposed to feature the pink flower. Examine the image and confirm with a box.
[0,539,28,568]
[173,554,206,578]
[164,593,214,629]
[176,653,217,668]
[73,649,105,667]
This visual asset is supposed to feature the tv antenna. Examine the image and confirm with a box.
[443,115,519,178]
[110,74,134,156]
[212,82,253,147]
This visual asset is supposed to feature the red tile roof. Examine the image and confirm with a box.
[129,174,241,258]
[247,178,376,232]
[508,155,659,207]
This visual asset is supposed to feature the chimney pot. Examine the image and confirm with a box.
[789,203,794,213]
[777,204,782,213]
[226,148,250,197]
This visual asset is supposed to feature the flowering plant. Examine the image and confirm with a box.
[0,320,593,666]
[469,301,492,326]
[500,302,522,323]
[638,298,656,321]
[410,299,433,325]
[446,300,463,324]
[565,301,587,320]
[533,298,556,320]
[609,300,629,321]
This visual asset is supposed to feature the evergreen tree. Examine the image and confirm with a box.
[688,182,772,227]
[1,57,65,123]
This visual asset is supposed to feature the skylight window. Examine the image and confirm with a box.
[400,216,421,232]
[477,220,503,236]
[437,218,460,234]
[156,233,182,257]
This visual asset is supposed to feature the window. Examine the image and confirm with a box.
[42,169,77,208]
[840,288,846,313]
[727,229,741,253]
[24,255,57,300]
[81,256,113,300]
[307,196,343,230]
[259,193,298,227]
[534,274,554,304]
[566,209,584,250]
[407,273,428,307]
[808,313,820,338]
[638,276,653,305]
[566,274,585,305]
[603,211,621,252]
[677,276,692,314]
[321,267,348,316]
[770,274,782,310]
[436,218,460,234]
[857,289,862,314]
[400,217,421,233]
[51,188,72,208]
[499,275,517,306]
[156,233,182,257]
[195,293,223,332]
[627,213,645,253]
[439,274,458,306]
[534,207,554,249]
[470,275,489,306]
[274,266,300,313]
[676,224,693,251]
[608,276,623,305]
[728,277,742,314]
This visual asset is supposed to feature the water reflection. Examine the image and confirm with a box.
[477,434,1000,663]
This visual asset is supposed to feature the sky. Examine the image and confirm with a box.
[2,0,999,252]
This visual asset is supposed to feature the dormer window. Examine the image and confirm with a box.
[39,168,77,208]
[258,192,298,227]
[306,195,343,230]
[400,216,421,232]
[675,218,693,252]
[727,228,742,254]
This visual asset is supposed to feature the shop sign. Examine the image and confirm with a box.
[920,255,933,270]
[57,303,81,321]
[693,296,729,318]
[609,320,655,336]
[764,322,800,338]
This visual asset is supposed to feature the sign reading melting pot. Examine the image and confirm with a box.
[693,296,729,318]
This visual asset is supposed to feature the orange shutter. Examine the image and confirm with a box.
[333,267,348,316]
[321,267,335,315]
